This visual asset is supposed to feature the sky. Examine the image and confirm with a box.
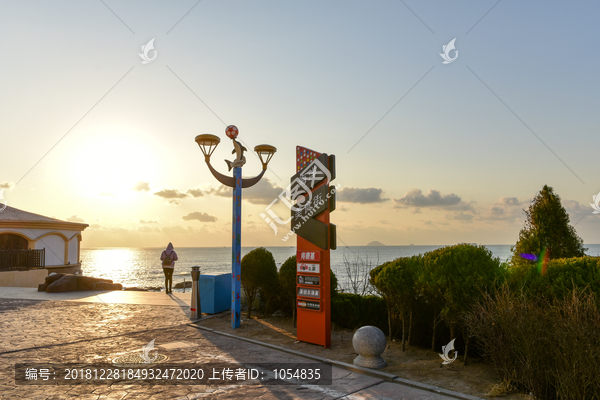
[1,1,599,248]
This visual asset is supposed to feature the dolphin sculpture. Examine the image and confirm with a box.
[225,138,247,171]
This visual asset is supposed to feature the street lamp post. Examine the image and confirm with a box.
[195,125,276,329]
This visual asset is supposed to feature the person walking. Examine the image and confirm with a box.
[161,242,178,294]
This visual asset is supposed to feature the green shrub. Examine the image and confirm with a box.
[543,257,600,297]
[510,256,600,301]
[330,268,338,297]
[241,247,278,318]
[277,255,297,316]
[369,260,395,337]
[371,257,420,351]
[331,293,388,331]
[418,244,503,362]
[369,244,504,362]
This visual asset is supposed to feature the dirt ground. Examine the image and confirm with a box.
[196,312,532,400]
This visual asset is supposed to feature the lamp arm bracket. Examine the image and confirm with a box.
[206,160,235,187]
[241,169,266,188]
[206,161,267,189]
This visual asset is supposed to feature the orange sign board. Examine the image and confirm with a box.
[297,251,321,262]
[294,145,335,348]
[297,300,320,311]
[297,262,320,273]
[298,287,321,298]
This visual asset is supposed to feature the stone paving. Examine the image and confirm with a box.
[0,298,461,399]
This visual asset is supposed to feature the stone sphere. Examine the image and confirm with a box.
[352,326,387,369]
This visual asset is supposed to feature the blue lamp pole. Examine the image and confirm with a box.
[232,166,242,326]
[195,126,276,329]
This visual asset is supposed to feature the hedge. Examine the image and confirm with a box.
[331,293,388,331]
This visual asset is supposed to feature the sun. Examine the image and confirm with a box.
[71,127,161,197]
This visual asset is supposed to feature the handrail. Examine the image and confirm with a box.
[0,249,45,271]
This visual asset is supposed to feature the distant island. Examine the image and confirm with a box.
[366,241,385,247]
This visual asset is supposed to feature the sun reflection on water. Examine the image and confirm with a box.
[81,248,168,289]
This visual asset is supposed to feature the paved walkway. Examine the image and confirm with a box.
[0,288,476,399]
[0,287,193,306]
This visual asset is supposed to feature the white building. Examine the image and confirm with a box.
[0,205,88,287]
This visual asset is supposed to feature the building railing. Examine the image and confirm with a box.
[0,249,45,271]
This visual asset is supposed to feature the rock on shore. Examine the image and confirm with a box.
[38,273,123,292]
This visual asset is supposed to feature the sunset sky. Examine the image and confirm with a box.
[1,1,599,248]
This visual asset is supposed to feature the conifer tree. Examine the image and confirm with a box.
[511,185,586,266]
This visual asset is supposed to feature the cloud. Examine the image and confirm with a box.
[564,199,589,215]
[67,215,85,223]
[337,187,388,204]
[137,226,153,232]
[89,224,101,229]
[102,226,129,233]
[421,219,450,226]
[99,192,116,197]
[478,196,526,222]
[500,197,521,206]
[133,181,150,192]
[139,219,158,224]
[490,206,505,216]
[563,199,592,226]
[394,189,473,211]
[446,212,474,222]
[209,186,230,199]
[212,178,283,205]
[187,189,206,198]
[0,182,13,189]
[154,189,189,199]
[243,179,285,205]
[162,225,187,235]
[182,212,217,222]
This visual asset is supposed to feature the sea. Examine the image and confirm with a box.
[80,244,600,292]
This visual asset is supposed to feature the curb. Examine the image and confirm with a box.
[187,323,484,400]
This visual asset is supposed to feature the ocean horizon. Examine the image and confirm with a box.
[80,244,600,292]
